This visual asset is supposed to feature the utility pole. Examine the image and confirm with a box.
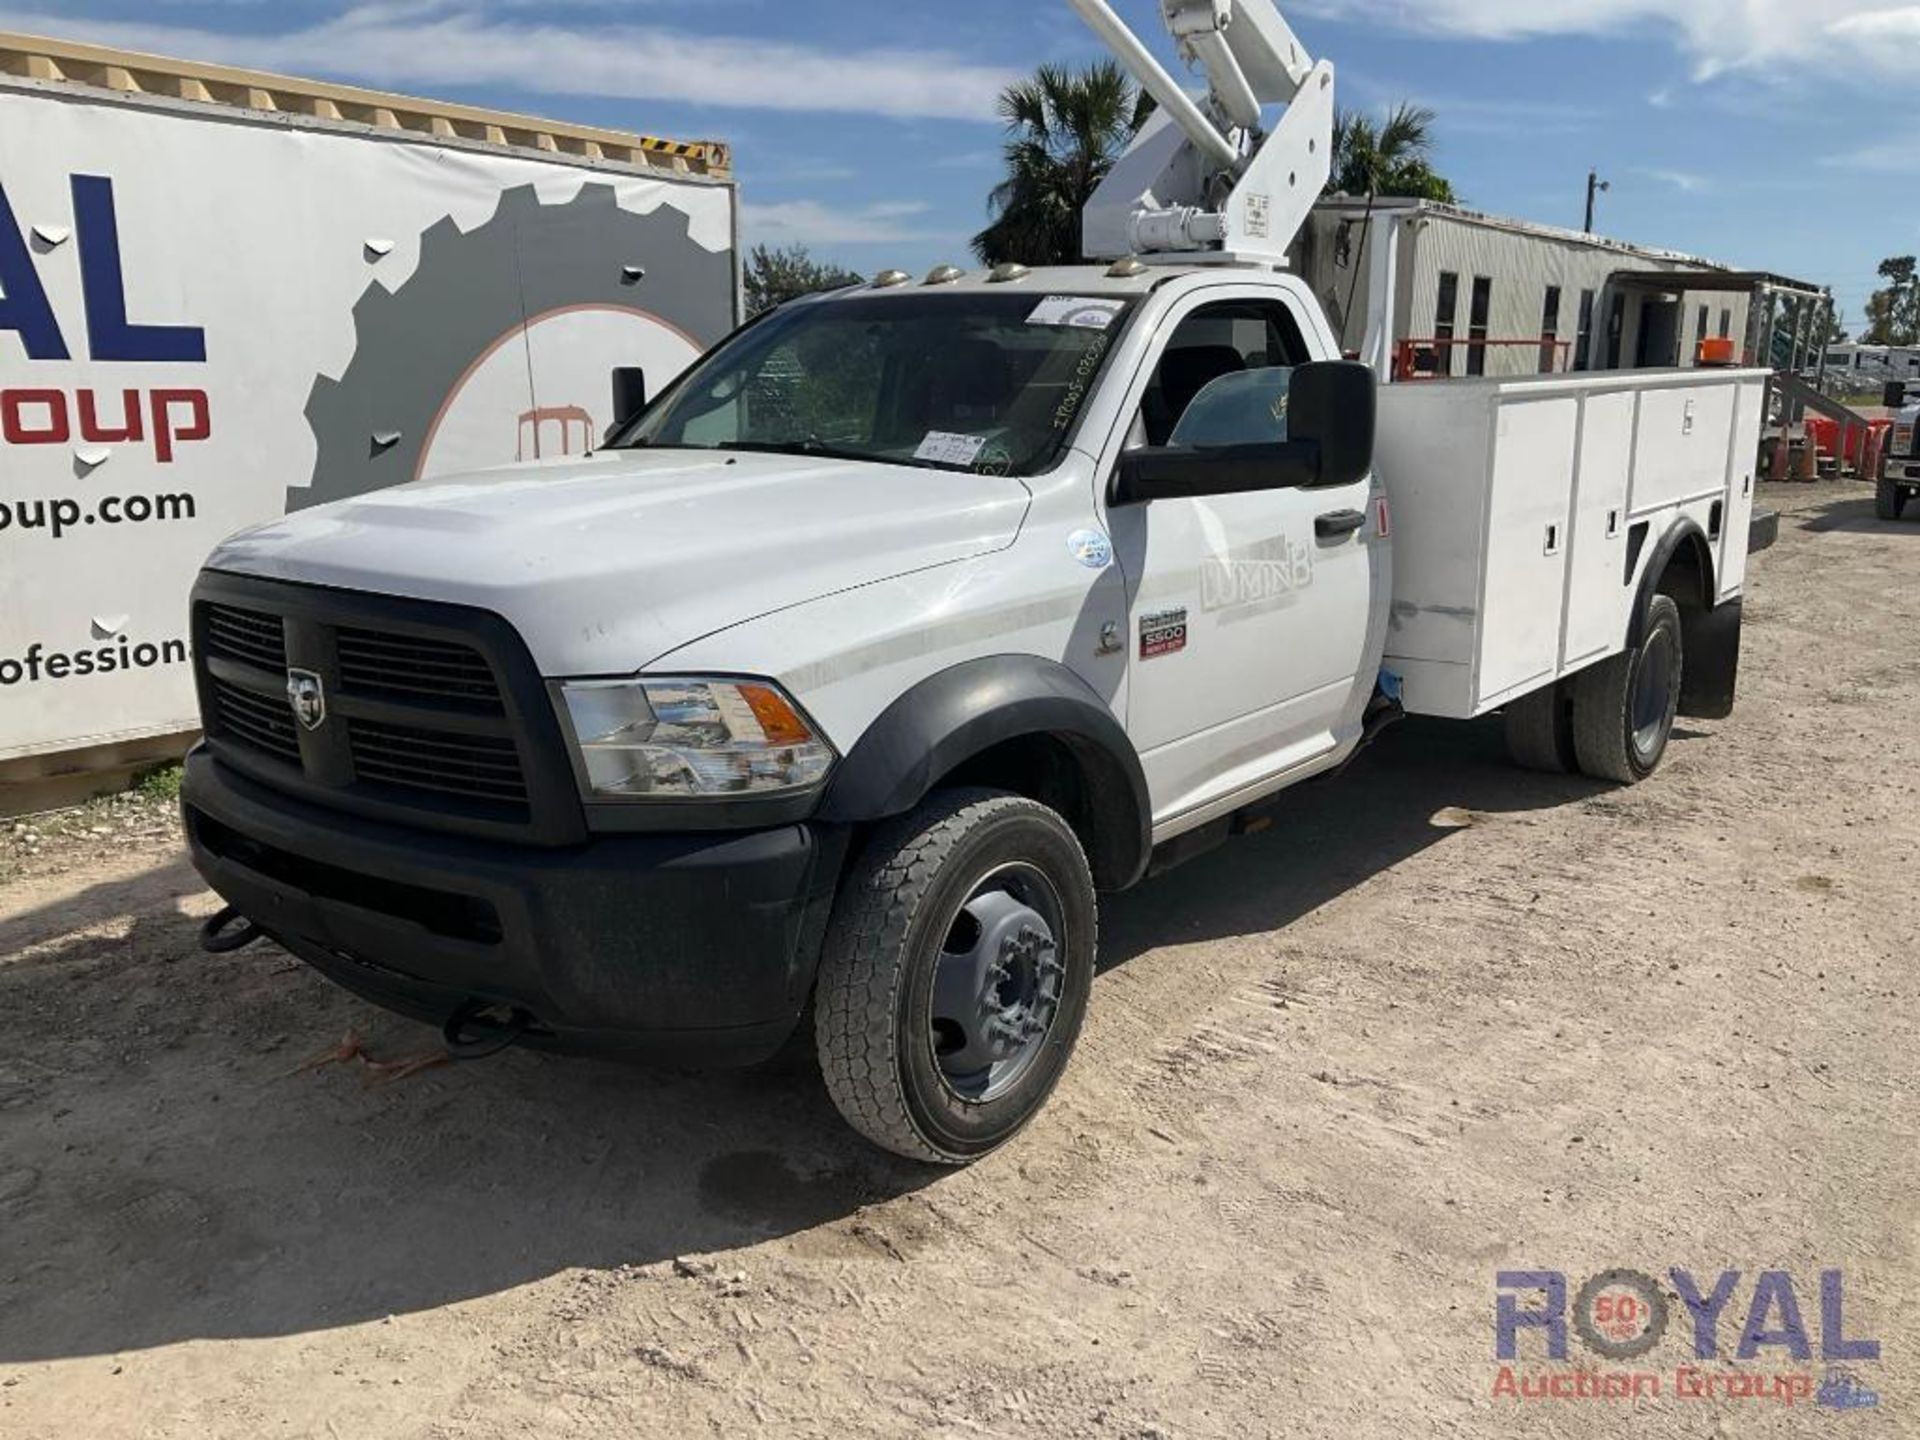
[1585,170,1610,234]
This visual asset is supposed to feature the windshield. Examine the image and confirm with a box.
[616,291,1136,477]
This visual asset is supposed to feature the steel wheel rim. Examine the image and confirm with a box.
[926,861,1068,1105]
[1632,627,1677,755]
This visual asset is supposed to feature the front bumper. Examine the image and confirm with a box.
[1888,461,1920,485]
[182,746,846,1065]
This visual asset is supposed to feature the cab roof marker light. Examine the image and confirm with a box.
[924,264,966,286]
[988,262,1031,283]
[1107,256,1149,278]
[872,269,913,288]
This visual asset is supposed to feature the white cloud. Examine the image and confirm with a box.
[0,2,1017,120]
[1825,142,1912,173]
[1637,166,1711,193]
[742,198,944,248]
[1298,1,1920,78]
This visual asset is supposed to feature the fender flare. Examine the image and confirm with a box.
[817,656,1152,891]
[1628,518,1717,648]
[1630,518,1740,720]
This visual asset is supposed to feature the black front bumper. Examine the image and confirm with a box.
[182,746,846,1066]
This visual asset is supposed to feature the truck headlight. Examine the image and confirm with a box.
[558,677,835,801]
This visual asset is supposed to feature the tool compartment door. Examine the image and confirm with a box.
[1560,389,1635,670]
[1475,396,1576,705]
[1716,376,1767,599]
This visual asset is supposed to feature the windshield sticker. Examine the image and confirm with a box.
[914,431,989,467]
[973,442,1014,477]
[1028,296,1127,330]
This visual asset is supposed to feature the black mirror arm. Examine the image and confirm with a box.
[1114,440,1321,505]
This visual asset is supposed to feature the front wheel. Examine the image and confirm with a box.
[1878,475,1909,522]
[1570,594,1685,784]
[814,790,1097,1165]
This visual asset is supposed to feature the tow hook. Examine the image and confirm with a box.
[200,905,266,954]
[443,1000,536,1060]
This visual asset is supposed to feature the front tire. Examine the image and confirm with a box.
[1571,594,1685,784]
[1877,475,1909,522]
[814,790,1097,1165]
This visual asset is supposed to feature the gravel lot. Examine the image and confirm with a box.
[1,479,1913,1438]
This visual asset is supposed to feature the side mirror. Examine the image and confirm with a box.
[608,367,649,440]
[1288,360,1376,490]
[1113,359,1376,505]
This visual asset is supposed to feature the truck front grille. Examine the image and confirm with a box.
[348,719,529,807]
[191,574,585,845]
[209,676,302,764]
[203,604,289,673]
[336,627,504,709]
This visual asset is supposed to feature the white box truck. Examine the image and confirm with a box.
[0,32,738,785]
[179,0,1774,1163]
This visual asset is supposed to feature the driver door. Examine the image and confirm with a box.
[1103,291,1377,832]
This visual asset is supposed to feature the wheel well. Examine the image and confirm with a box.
[1653,528,1715,613]
[935,732,1139,892]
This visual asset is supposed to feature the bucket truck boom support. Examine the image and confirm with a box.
[1067,0,1334,265]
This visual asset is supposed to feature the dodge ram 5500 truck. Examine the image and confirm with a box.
[181,0,1773,1163]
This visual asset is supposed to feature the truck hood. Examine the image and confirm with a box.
[209,449,1031,675]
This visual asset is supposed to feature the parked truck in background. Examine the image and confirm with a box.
[0,31,737,791]
[1882,381,1918,521]
[179,0,1775,1163]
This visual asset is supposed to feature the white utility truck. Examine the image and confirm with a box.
[182,0,1772,1163]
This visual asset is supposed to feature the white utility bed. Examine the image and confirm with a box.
[1376,368,1769,720]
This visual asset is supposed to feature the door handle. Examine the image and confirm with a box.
[1315,508,1367,540]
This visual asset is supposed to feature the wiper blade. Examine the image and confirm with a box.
[714,438,877,465]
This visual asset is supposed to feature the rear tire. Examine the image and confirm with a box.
[1571,594,1685,784]
[814,790,1097,1165]
[1878,475,1909,522]
[1504,682,1577,773]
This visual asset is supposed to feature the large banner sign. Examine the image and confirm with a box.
[0,87,735,761]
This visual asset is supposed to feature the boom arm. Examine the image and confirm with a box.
[1067,0,1334,265]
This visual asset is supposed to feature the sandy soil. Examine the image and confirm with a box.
[1,480,1914,1439]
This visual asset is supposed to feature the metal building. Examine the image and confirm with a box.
[1295,197,1829,383]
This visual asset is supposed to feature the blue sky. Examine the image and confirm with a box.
[8,0,1917,333]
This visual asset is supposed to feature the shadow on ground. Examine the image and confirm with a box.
[1797,493,1920,535]
[0,715,1608,1363]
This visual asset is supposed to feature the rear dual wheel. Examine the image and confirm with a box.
[814,790,1097,1165]
[1570,594,1685,784]
[1504,594,1685,784]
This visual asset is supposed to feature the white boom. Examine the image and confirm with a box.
[1067,0,1334,265]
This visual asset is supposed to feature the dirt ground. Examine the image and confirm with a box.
[1,479,1914,1439]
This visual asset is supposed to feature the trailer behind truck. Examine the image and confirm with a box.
[0,32,738,791]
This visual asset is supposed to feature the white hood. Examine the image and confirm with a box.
[209,450,1031,676]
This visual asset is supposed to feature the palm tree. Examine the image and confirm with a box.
[973,61,1156,267]
[1329,103,1455,203]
